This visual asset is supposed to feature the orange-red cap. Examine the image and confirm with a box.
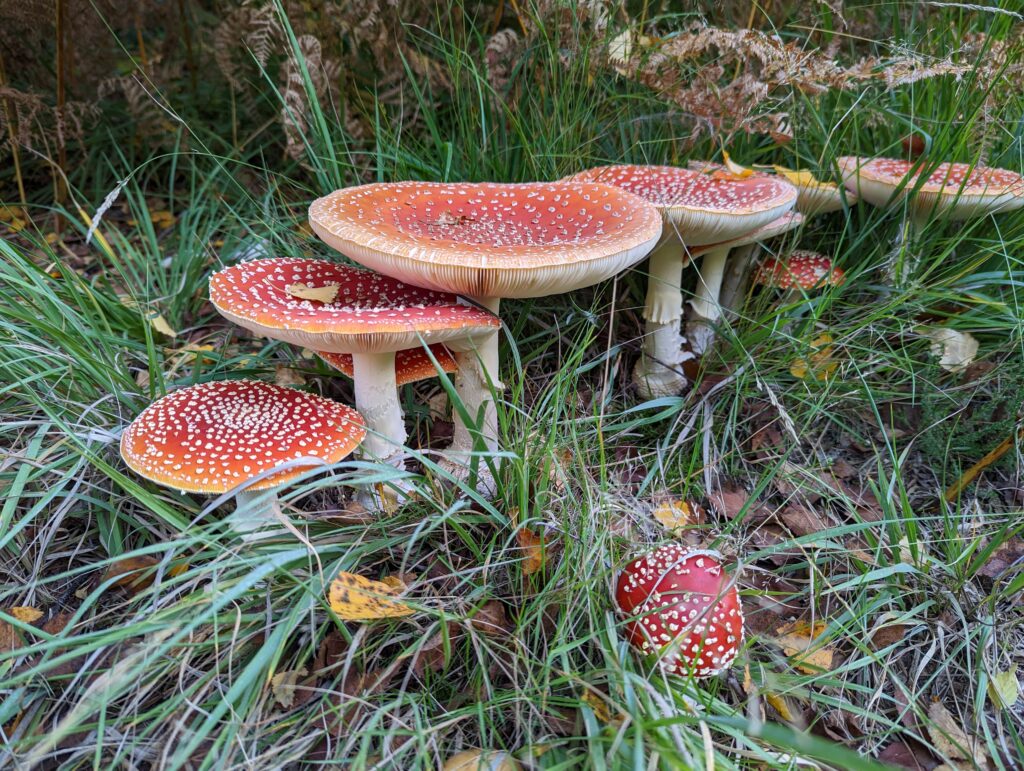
[120,380,366,493]
[318,344,457,386]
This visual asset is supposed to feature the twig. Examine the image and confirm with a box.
[944,424,1023,502]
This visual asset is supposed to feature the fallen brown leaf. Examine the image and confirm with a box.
[870,623,908,650]
[778,503,830,537]
[467,600,511,638]
[927,700,988,769]
[101,556,186,596]
[975,539,1024,581]
[517,528,546,576]
[709,482,753,520]
[878,739,938,770]
[270,667,309,708]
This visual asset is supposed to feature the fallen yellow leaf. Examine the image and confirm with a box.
[773,165,837,190]
[581,690,620,725]
[764,691,800,723]
[652,497,694,535]
[286,282,340,304]
[148,313,177,338]
[149,209,175,229]
[517,527,545,576]
[722,150,756,179]
[9,607,43,624]
[0,205,27,232]
[328,571,415,621]
[790,333,837,382]
[987,665,1020,710]
[1,607,43,652]
[773,620,836,674]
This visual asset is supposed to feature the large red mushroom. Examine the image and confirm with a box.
[567,165,797,393]
[615,545,743,678]
[309,182,662,473]
[210,257,499,467]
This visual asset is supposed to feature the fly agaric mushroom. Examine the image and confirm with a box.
[120,380,365,533]
[309,182,661,472]
[317,344,457,384]
[752,250,845,312]
[210,257,499,466]
[688,210,805,351]
[615,545,743,678]
[838,156,1024,282]
[567,165,796,396]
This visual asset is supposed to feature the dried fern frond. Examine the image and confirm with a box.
[214,1,282,89]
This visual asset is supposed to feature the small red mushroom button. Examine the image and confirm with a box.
[615,545,744,679]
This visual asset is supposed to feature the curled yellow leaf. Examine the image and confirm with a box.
[328,571,415,621]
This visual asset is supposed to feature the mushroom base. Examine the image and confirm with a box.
[633,321,693,399]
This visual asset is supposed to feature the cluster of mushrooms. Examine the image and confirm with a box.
[119,155,1024,680]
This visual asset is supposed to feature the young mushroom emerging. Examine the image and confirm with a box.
[752,250,845,319]
[838,156,1024,282]
[615,545,744,679]
[568,165,797,395]
[210,258,499,466]
[120,380,365,533]
[309,182,662,474]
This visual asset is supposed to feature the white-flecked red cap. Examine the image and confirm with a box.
[317,344,457,386]
[615,545,744,679]
[120,380,366,493]
[838,156,1024,220]
[210,257,501,354]
[691,211,804,257]
[308,181,663,298]
[567,164,797,246]
[753,250,845,290]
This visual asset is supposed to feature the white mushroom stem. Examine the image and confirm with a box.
[717,244,759,318]
[350,351,407,463]
[634,238,690,399]
[227,489,279,536]
[686,245,730,356]
[449,296,502,462]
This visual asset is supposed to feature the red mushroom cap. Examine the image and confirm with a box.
[838,156,1024,219]
[567,164,797,246]
[317,344,457,385]
[615,545,744,678]
[210,257,500,354]
[308,182,663,298]
[753,250,845,290]
[120,380,366,494]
